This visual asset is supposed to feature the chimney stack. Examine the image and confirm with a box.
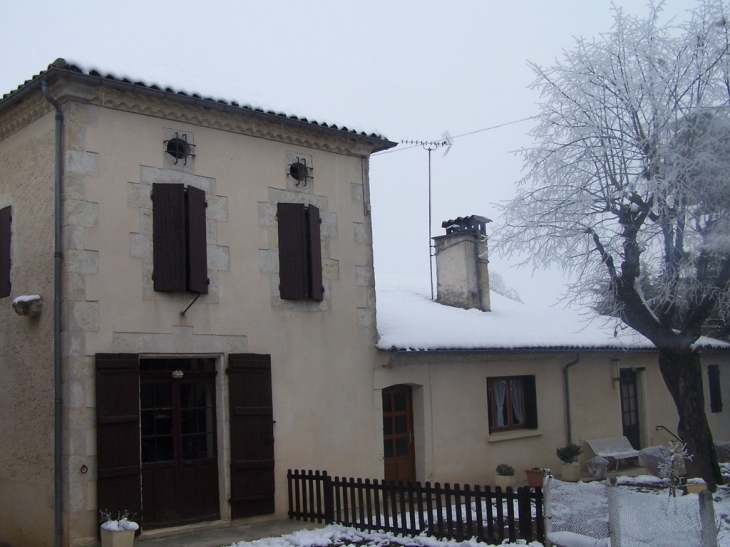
[433,215,492,312]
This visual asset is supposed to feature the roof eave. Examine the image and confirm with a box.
[379,344,730,356]
[1,66,398,155]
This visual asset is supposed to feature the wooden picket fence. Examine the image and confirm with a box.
[287,469,544,544]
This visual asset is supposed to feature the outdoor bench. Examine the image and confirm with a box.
[586,436,640,470]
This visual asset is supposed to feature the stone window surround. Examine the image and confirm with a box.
[128,165,229,303]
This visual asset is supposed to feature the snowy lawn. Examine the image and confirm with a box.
[546,475,730,547]
[227,524,542,547]
[229,473,730,547]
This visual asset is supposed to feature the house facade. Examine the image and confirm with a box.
[0,60,395,547]
[373,218,730,487]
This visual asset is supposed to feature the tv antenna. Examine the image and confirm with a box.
[401,132,453,300]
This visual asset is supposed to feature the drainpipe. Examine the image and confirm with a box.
[41,79,63,547]
[563,353,581,445]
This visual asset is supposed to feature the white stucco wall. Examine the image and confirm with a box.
[0,108,56,547]
[376,350,730,488]
[1,76,387,547]
[51,86,383,546]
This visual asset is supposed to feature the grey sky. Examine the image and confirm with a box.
[0,0,694,306]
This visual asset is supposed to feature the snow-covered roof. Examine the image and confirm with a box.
[375,275,729,353]
[1,59,396,152]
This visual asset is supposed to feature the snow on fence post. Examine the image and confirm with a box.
[607,477,621,547]
[699,490,718,547]
[542,476,554,546]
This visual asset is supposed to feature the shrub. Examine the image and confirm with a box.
[496,463,514,476]
[556,443,583,464]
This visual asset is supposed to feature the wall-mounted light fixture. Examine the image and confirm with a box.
[12,294,42,317]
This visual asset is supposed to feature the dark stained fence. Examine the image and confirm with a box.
[287,470,544,545]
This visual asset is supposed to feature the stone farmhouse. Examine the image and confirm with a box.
[0,59,394,547]
[0,60,728,547]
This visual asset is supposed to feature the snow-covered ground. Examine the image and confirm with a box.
[228,475,730,547]
[227,524,542,547]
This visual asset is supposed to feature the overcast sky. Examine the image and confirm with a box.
[0,0,695,307]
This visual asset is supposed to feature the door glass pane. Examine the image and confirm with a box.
[181,409,196,434]
[141,383,154,409]
[383,417,392,436]
[395,416,407,434]
[179,382,215,460]
[156,383,172,408]
[183,434,201,460]
[141,382,173,463]
[154,409,173,435]
[156,436,173,462]
[395,438,408,456]
[382,393,391,413]
[394,393,406,412]
[384,440,393,458]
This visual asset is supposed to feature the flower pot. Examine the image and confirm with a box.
[560,462,581,482]
[100,528,135,547]
[494,474,516,489]
[525,469,544,488]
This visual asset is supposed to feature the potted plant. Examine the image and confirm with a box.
[100,511,138,547]
[494,463,515,489]
[525,467,548,488]
[556,443,583,482]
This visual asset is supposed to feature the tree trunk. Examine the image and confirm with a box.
[658,349,723,491]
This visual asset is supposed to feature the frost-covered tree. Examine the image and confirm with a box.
[498,1,730,489]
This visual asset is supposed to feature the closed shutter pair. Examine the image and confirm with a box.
[277,202,323,301]
[152,183,208,294]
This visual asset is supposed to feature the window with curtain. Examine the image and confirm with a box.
[487,375,538,432]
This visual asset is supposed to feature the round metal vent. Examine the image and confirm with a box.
[289,161,308,182]
[166,137,188,160]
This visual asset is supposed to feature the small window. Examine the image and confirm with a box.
[277,202,323,301]
[0,206,10,298]
[709,364,723,413]
[487,375,538,432]
[152,184,208,293]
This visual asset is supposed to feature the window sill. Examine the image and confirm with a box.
[487,429,542,443]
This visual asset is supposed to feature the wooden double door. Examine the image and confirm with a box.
[139,358,219,528]
[96,353,275,531]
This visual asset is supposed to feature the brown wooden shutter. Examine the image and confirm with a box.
[306,204,324,301]
[524,375,538,429]
[96,354,142,524]
[153,184,186,292]
[709,364,723,413]
[0,206,10,298]
[186,185,208,294]
[227,354,275,518]
[277,203,307,300]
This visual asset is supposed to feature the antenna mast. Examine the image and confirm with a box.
[401,136,452,300]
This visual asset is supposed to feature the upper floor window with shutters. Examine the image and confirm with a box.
[152,183,208,293]
[277,202,323,301]
[0,206,10,298]
[487,375,538,433]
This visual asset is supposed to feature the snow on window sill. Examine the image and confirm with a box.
[487,428,541,443]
